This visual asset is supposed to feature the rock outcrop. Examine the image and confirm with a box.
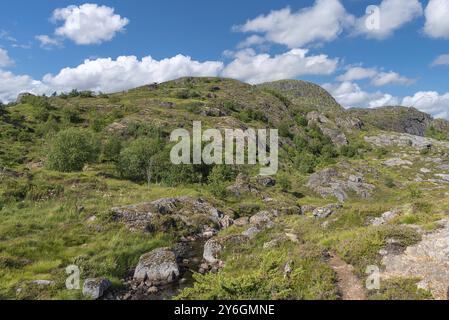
[111,197,232,234]
[306,168,375,202]
[349,106,433,137]
[381,220,449,300]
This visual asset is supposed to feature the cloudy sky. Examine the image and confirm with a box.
[1,0,449,118]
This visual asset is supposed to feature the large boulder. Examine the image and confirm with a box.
[82,278,111,299]
[133,248,180,284]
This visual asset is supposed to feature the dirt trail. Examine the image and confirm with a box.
[328,253,366,300]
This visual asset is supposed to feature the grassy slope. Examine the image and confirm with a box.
[1,77,447,300]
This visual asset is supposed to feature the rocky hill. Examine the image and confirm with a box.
[1,77,449,300]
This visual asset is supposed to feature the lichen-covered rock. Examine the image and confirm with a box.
[349,106,432,136]
[234,217,250,227]
[307,112,348,147]
[82,278,111,299]
[256,176,276,187]
[313,204,342,219]
[111,203,154,232]
[383,158,413,167]
[371,210,400,226]
[364,133,442,151]
[249,210,277,228]
[242,227,260,239]
[133,248,180,284]
[227,173,259,197]
[306,167,375,202]
[151,198,180,214]
[200,107,227,117]
[203,235,249,264]
[111,197,227,234]
[381,220,449,300]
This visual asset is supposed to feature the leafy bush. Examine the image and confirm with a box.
[278,121,293,138]
[340,145,358,158]
[384,177,395,188]
[237,109,268,123]
[47,128,100,172]
[294,152,317,174]
[62,106,82,124]
[208,165,237,198]
[295,114,308,127]
[278,174,292,192]
[102,136,122,162]
[117,138,163,182]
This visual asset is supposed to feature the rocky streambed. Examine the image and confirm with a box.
[103,239,205,300]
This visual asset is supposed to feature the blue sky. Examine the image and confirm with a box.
[1,0,449,117]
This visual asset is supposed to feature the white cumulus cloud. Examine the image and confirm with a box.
[52,3,129,45]
[337,67,377,82]
[35,35,62,49]
[424,0,449,39]
[222,48,338,84]
[0,54,224,102]
[336,66,414,87]
[371,71,415,87]
[234,0,354,48]
[432,54,449,66]
[42,55,224,93]
[402,91,449,119]
[323,81,399,108]
[0,49,14,68]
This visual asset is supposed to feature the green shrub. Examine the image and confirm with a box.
[278,122,293,138]
[62,106,82,124]
[117,138,163,182]
[102,136,122,162]
[294,152,317,174]
[384,177,395,188]
[278,174,292,192]
[47,128,100,172]
[295,115,308,127]
[208,165,237,198]
[340,145,358,158]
